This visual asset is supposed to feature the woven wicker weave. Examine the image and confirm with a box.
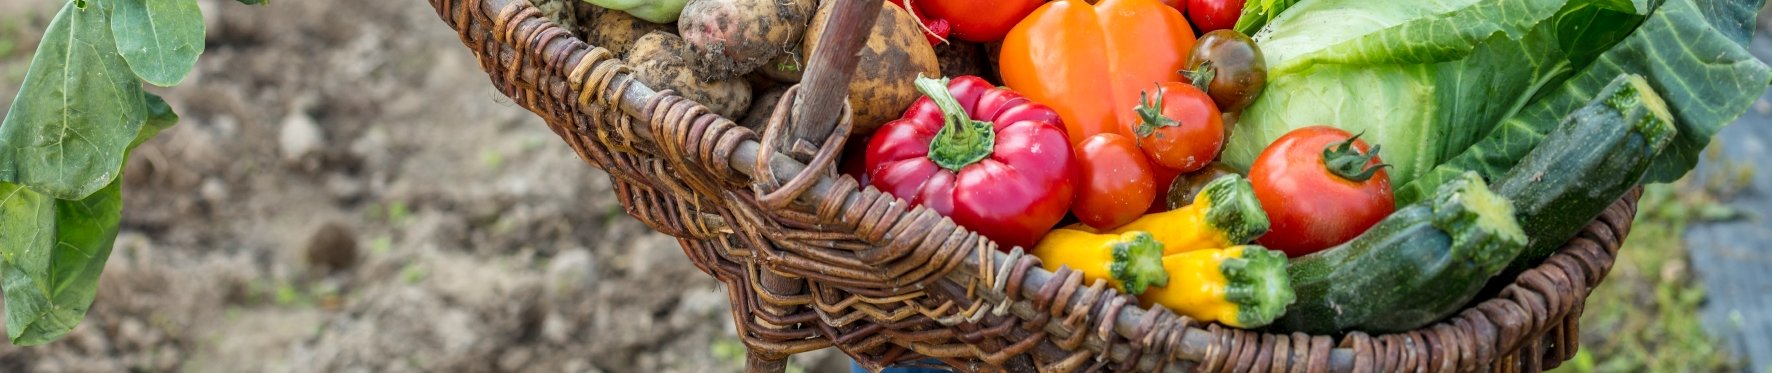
[425,0,1642,371]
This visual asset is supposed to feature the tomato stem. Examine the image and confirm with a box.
[1322,132,1389,182]
[916,75,995,172]
[1133,84,1179,140]
[1182,61,1217,93]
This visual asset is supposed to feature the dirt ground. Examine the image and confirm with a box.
[0,0,847,371]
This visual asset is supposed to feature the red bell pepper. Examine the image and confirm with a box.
[865,75,1079,249]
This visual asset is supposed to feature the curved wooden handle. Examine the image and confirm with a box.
[789,0,882,146]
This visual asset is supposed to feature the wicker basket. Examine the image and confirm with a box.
[425,0,1642,371]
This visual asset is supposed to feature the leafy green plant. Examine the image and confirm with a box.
[0,0,263,346]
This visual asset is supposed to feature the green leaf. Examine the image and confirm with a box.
[111,0,206,87]
[1398,0,1772,202]
[1584,0,1653,13]
[1257,0,1567,75]
[135,92,178,148]
[1234,0,1303,36]
[0,178,122,345]
[0,91,173,345]
[1554,1,1649,70]
[0,0,183,346]
[0,0,148,200]
[1692,0,1758,47]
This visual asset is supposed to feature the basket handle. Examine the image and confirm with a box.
[787,0,882,149]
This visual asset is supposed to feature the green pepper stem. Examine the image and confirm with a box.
[916,75,995,172]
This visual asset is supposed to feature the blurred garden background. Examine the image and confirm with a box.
[0,0,1767,372]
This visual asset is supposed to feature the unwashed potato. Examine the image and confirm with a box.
[740,85,792,132]
[804,2,940,133]
[627,32,752,119]
[755,44,807,83]
[534,0,581,32]
[743,70,784,96]
[678,0,817,80]
[580,5,674,56]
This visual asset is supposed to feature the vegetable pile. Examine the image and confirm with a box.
[2,0,1767,348]
[847,0,1766,333]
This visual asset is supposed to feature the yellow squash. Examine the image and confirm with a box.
[1139,245,1294,328]
[1031,230,1170,296]
[1082,174,1269,255]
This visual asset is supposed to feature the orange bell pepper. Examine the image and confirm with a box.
[998,0,1197,145]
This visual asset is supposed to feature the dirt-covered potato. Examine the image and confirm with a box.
[678,0,817,80]
[534,0,582,32]
[740,85,792,132]
[934,41,986,80]
[579,5,674,56]
[744,70,783,93]
[804,2,940,133]
[755,45,807,83]
[626,32,752,119]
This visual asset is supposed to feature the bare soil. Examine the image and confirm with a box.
[0,0,844,371]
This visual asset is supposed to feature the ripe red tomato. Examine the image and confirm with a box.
[1187,0,1244,33]
[919,0,1045,43]
[1249,126,1395,257]
[1129,82,1223,173]
[1148,164,1185,213]
[1073,133,1157,230]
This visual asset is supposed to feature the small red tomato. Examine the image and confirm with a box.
[1148,161,1185,213]
[1187,0,1244,33]
[1249,126,1395,257]
[1073,133,1157,230]
[1130,82,1224,174]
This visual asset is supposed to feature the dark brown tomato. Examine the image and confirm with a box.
[1184,30,1267,113]
[1165,162,1239,210]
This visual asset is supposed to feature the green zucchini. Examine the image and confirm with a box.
[1497,74,1676,274]
[1271,172,1527,334]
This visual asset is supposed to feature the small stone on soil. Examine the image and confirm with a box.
[305,223,359,273]
[545,248,597,297]
[279,111,325,163]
